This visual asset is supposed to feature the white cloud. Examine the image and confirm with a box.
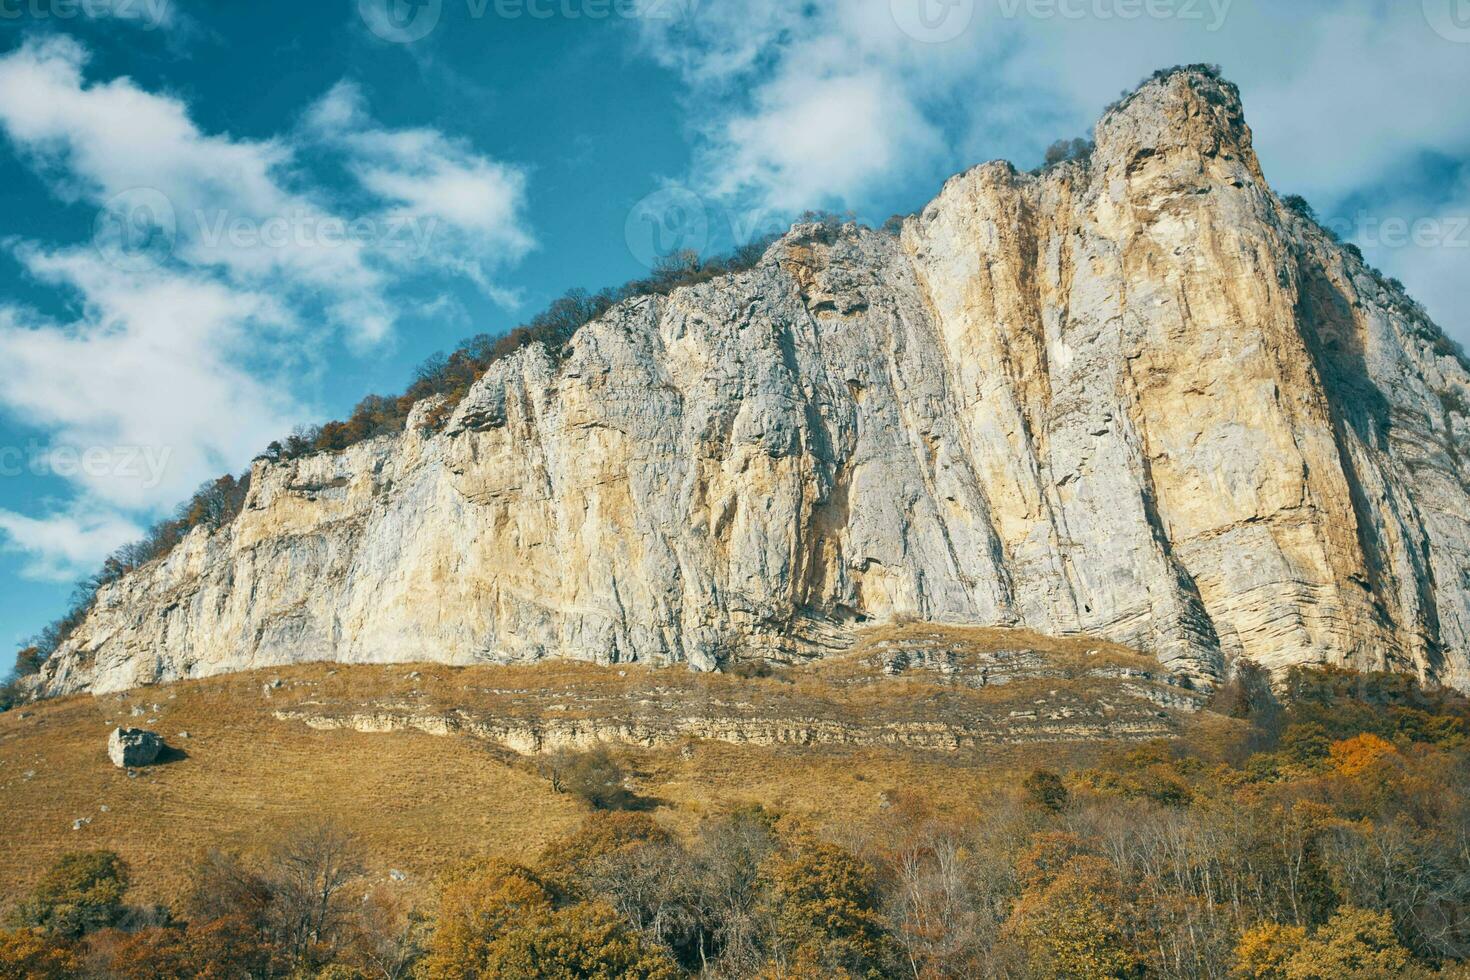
[634,1,975,212]
[0,247,304,510]
[304,81,535,300]
[713,70,943,212]
[0,508,142,583]
[0,39,540,580]
[0,36,389,341]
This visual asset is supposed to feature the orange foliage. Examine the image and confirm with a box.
[0,930,78,980]
[1328,733,1399,778]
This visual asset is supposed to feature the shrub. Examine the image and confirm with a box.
[546,745,635,810]
[762,839,897,979]
[9,851,130,938]
[1023,769,1071,813]
[0,929,78,979]
[1042,137,1095,169]
[480,902,679,980]
[726,659,790,682]
[1282,194,1317,221]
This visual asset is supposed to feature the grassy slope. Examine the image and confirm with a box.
[0,626,1198,912]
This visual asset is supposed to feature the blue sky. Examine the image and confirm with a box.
[0,0,1467,674]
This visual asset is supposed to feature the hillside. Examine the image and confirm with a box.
[8,627,1470,977]
[20,66,1470,700]
[0,626,1201,909]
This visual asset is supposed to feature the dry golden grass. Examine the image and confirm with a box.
[0,669,586,911]
[0,626,1196,914]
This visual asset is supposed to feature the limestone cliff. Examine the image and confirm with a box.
[33,69,1470,696]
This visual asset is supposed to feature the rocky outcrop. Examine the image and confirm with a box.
[107,728,162,768]
[31,69,1470,697]
[264,628,1203,754]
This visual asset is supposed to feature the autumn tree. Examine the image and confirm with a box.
[761,838,897,979]
[1003,846,1144,980]
[0,930,78,979]
[1023,768,1071,813]
[418,859,553,979]
[871,804,1020,979]
[340,885,426,980]
[265,820,367,968]
[9,851,130,938]
[105,915,276,980]
[537,811,694,957]
[1236,907,1416,980]
[1328,732,1400,777]
[480,902,680,980]
[184,848,274,930]
[1235,921,1308,979]
[684,806,781,975]
[12,646,42,677]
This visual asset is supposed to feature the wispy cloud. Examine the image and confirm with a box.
[0,37,537,578]
[304,80,535,303]
[0,35,393,342]
[0,507,142,583]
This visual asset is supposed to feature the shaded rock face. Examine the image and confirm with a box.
[33,71,1470,697]
[108,728,163,768]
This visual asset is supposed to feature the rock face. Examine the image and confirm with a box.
[30,70,1470,697]
[108,728,163,768]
